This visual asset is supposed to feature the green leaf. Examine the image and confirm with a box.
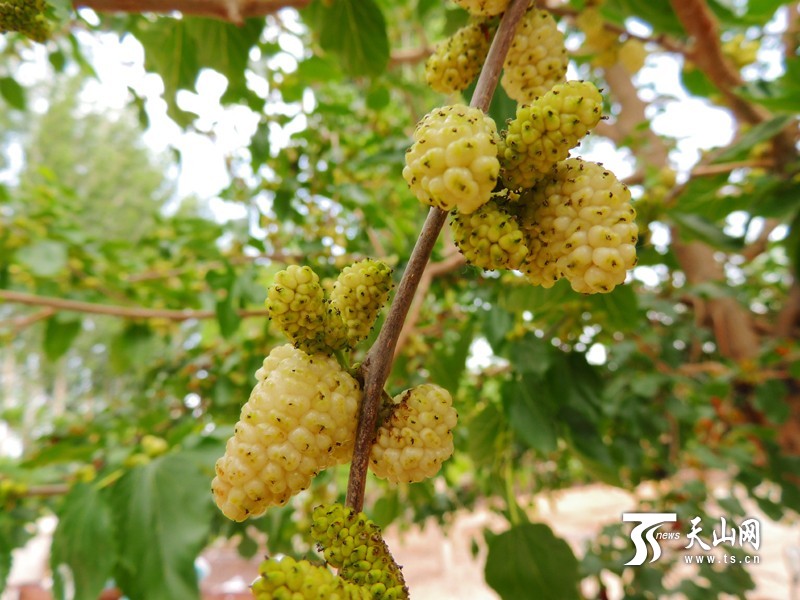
[0,77,26,110]
[428,319,474,393]
[485,523,581,600]
[216,295,241,339]
[111,453,213,600]
[506,334,552,376]
[43,316,82,361]
[602,0,685,35]
[131,18,262,125]
[753,379,789,424]
[15,240,68,277]
[467,403,506,466]
[739,57,800,112]
[503,377,557,453]
[51,483,116,600]
[669,213,744,252]
[587,283,642,332]
[206,265,241,338]
[0,517,11,595]
[712,114,794,163]
[110,324,155,373]
[313,0,389,77]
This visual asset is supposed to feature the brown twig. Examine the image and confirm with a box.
[1,308,56,333]
[22,484,70,497]
[668,0,770,127]
[545,4,686,54]
[389,46,433,66]
[0,290,269,321]
[345,0,531,512]
[73,0,309,24]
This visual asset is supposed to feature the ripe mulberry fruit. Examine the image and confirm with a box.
[425,22,491,94]
[450,197,528,271]
[330,259,393,346]
[521,158,638,293]
[311,503,409,599]
[212,345,362,521]
[452,0,509,17]
[252,556,371,600]
[369,384,458,484]
[499,80,603,190]
[501,8,567,104]
[402,104,500,215]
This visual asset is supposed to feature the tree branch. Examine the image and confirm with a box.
[1,308,56,333]
[345,0,531,512]
[668,0,771,126]
[0,290,268,321]
[73,0,309,24]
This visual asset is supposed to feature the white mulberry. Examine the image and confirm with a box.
[519,158,638,293]
[500,80,603,190]
[451,198,528,271]
[212,345,361,521]
[452,0,509,17]
[425,22,491,94]
[501,8,567,104]
[369,384,458,484]
[402,104,500,214]
[329,259,393,346]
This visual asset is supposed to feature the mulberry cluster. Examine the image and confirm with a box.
[0,0,49,42]
[369,384,458,484]
[402,104,500,214]
[311,503,409,599]
[265,265,331,354]
[499,80,604,190]
[520,159,638,293]
[452,0,509,17]
[450,197,528,271]
[330,259,394,346]
[211,345,362,521]
[252,556,371,600]
[425,22,491,94]
[266,260,393,353]
[501,8,568,103]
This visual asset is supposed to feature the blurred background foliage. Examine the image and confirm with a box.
[1,0,800,598]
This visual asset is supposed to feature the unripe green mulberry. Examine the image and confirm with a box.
[520,159,638,293]
[311,503,409,599]
[212,345,362,521]
[265,265,330,354]
[499,80,603,190]
[252,556,371,600]
[450,198,528,271]
[369,384,457,484]
[425,22,491,94]
[452,0,509,17]
[402,104,500,214]
[265,265,347,354]
[501,8,567,104]
[0,0,50,42]
[329,259,393,346]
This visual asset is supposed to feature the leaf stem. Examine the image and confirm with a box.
[345,0,531,512]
